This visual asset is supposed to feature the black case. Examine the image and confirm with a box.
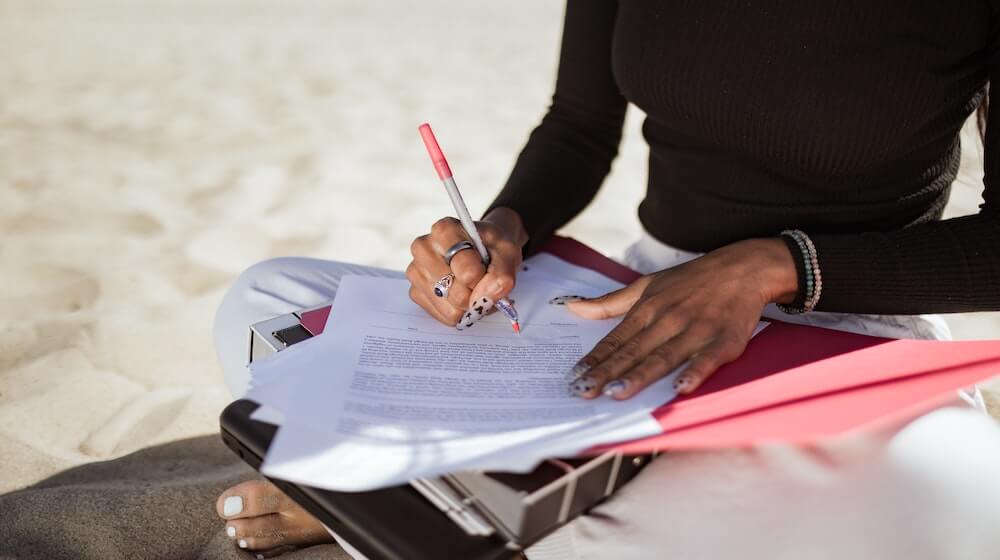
[220,399,517,560]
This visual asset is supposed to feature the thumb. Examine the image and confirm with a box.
[563,277,651,320]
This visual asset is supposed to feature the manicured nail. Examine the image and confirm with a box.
[603,379,628,397]
[455,311,475,330]
[456,297,494,330]
[472,297,494,316]
[673,375,693,393]
[569,375,599,397]
[564,361,591,382]
[226,526,236,538]
[549,295,587,306]
[238,539,248,549]
[223,496,243,517]
[257,555,265,560]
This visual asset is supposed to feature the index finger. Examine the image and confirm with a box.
[567,307,649,384]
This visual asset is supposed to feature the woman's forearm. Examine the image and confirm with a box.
[807,212,1000,314]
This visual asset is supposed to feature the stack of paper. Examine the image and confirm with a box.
[245,254,744,491]
[241,236,1000,493]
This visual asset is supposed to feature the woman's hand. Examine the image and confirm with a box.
[563,238,798,399]
[406,207,528,328]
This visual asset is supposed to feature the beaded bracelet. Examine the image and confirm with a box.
[777,229,823,314]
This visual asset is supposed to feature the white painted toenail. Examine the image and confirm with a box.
[223,496,243,517]
[226,526,236,538]
[238,539,248,549]
[256,555,264,560]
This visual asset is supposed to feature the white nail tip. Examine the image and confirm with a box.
[257,555,265,560]
[226,526,236,538]
[223,496,243,517]
[239,539,248,549]
[603,380,628,396]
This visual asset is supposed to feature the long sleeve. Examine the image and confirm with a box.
[807,26,1000,315]
[486,1,627,256]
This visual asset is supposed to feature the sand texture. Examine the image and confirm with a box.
[0,435,351,560]
[1,0,998,510]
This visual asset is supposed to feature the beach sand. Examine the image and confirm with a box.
[1,0,998,496]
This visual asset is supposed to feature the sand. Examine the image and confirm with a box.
[1,0,998,498]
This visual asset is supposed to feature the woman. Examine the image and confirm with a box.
[212,2,1000,558]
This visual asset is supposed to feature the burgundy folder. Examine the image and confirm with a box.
[301,235,1000,455]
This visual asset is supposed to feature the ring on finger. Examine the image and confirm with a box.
[444,240,475,266]
[432,272,455,298]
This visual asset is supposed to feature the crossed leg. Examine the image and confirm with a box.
[212,257,404,554]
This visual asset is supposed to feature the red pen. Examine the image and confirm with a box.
[418,123,521,334]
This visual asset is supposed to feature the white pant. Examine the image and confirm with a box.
[213,235,1000,560]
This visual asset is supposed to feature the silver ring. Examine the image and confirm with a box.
[443,240,475,266]
[433,273,455,298]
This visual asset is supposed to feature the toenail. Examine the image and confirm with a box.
[226,526,236,538]
[238,539,248,549]
[223,496,243,517]
[256,555,264,560]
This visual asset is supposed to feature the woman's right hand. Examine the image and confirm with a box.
[406,207,528,329]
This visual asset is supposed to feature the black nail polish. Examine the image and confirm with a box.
[569,375,598,397]
[564,361,591,382]
[673,375,691,392]
[549,295,587,306]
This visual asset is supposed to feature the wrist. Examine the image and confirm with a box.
[483,206,529,250]
[729,238,799,306]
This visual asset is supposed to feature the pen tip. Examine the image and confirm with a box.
[512,322,521,334]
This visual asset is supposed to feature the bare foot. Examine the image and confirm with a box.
[216,479,335,553]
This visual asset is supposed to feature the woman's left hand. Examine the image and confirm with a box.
[562,238,798,399]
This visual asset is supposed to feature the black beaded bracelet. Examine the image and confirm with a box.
[777,229,822,314]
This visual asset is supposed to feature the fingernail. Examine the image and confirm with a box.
[226,526,236,538]
[238,539,248,549]
[549,295,587,306]
[456,297,494,330]
[455,311,474,330]
[471,297,494,317]
[673,375,693,393]
[564,361,591,382]
[603,379,628,397]
[569,375,599,397]
[223,496,243,517]
[257,555,265,560]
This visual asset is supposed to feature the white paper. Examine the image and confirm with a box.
[248,270,655,490]
[246,255,766,491]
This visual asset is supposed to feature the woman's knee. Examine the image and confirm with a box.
[212,257,320,397]
[230,257,313,293]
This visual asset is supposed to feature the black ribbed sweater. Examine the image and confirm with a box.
[487,0,1000,314]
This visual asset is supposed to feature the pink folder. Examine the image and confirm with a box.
[538,236,1000,453]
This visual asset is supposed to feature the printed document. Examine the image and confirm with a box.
[247,255,764,491]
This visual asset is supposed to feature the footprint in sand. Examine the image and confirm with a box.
[160,254,234,297]
[78,389,194,457]
[186,164,289,223]
[0,319,90,373]
[6,209,164,238]
[0,263,100,317]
